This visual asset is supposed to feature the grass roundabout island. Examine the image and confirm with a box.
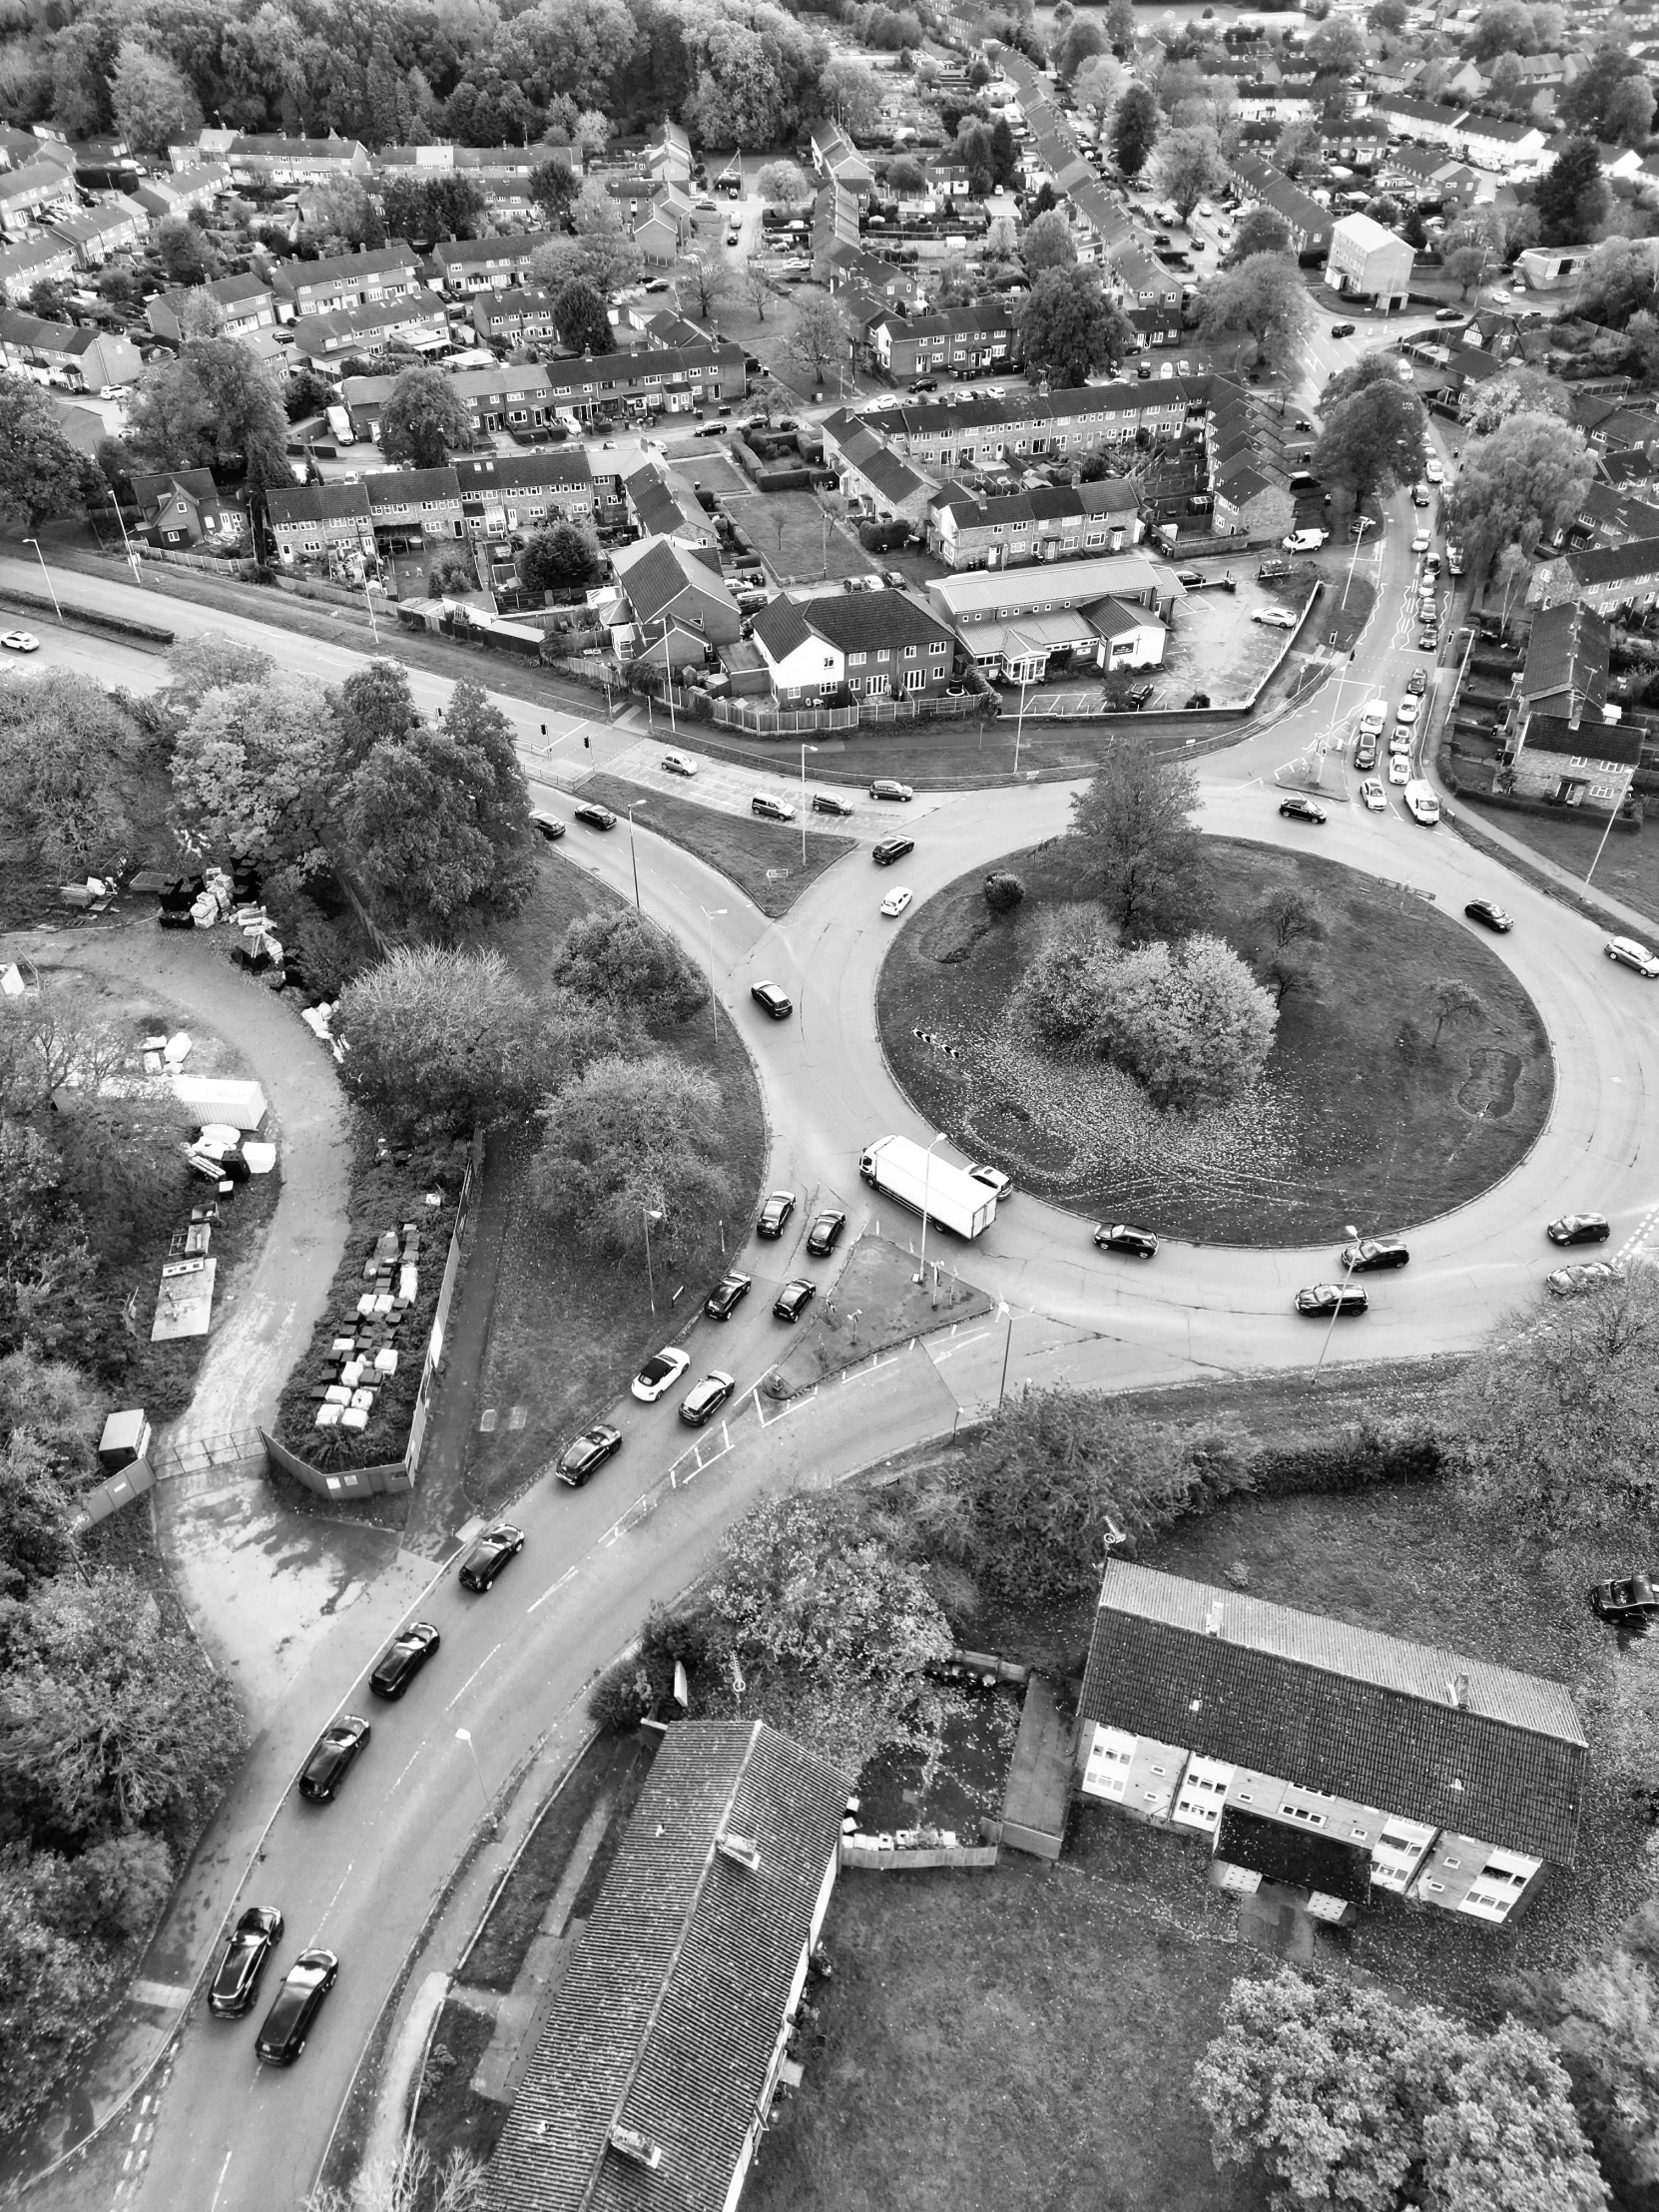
[875,835,1553,1247]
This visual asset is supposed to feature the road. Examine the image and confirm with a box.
[21,432,1653,2212]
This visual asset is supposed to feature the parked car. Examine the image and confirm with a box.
[1463,899,1511,932]
[872,835,914,866]
[631,1349,690,1404]
[812,791,855,817]
[1546,1213,1610,1247]
[458,1523,524,1592]
[1093,1222,1158,1259]
[1126,680,1156,709]
[806,1209,845,1257]
[1394,698,1419,726]
[750,980,793,1019]
[880,570,908,589]
[209,1908,284,2019]
[661,749,699,777]
[1406,668,1428,695]
[1388,754,1411,785]
[1606,936,1659,976]
[1425,457,1444,483]
[1359,701,1387,736]
[368,1621,441,1700]
[572,802,616,830]
[298,1715,370,1804]
[1411,485,1430,508]
[1361,778,1385,811]
[869,779,913,802]
[1295,1283,1369,1317]
[1588,1573,1659,1629]
[1279,795,1327,825]
[752,793,795,822]
[557,1424,623,1486]
[1548,1260,1621,1298]
[680,1371,736,1426]
[255,1950,338,2067]
[757,1190,797,1240]
[880,886,914,917]
[774,1278,817,1323]
[704,1271,752,1320]
[1341,1238,1409,1273]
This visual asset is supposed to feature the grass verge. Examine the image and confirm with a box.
[770,1234,992,1393]
[875,834,1552,1245]
[406,1999,506,2175]
[573,770,854,918]
[1459,795,1659,937]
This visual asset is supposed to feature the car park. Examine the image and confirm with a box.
[1546,1213,1610,1246]
[1253,608,1297,628]
[458,1523,524,1591]
[298,1716,370,1803]
[869,779,913,802]
[1606,936,1659,976]
[661,750,698,777]
[1388,754,1410,785]
[812,790,855,816]
[751,980,793,1019]
[1279,796,1327,825]
[255,1950,338,2067]
[572,802,616,830]
[0,630,39,652]
[631,1349,690,1403]
[752,793,795,822]
[531,813,566,841]
[1341,1237,1409,1272]
[1464,899,1511,932]
[880,886,913,917]
[757,1190,796,1240]
[556,1424,623,1485]
[1361,778,1385,811]
[968,1164,1012,1202]
[1549,1260,1621,1298]
[704,1271,751,1320]
[1588,1573,1659,1630]
[369,1622,441,1700]
[680,1371,736,1426]
[806,1209,845,1257]
[1295,1283,1368,1317]
[872,835,914,866]
[1093,1222,1158,1259]
[773,1279,817,1323]
[209,1908,284,2019]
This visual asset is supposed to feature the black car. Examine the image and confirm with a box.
[751,980,793,1020]
[531,814,566,842]
[869,779,913,802]
[1411,485,1430,507]
[757,1190,796,1239]
[704,1271,752,1320]
[909,377,938,394]
[1589,1573,1659,1629]
[557,1424,622,1488]
[255,1949,338,2067]
[1355,739,1378,773]
[1279,796,1327,825]
[1546,1213,1611,1247]
[1094,1222,1158,1260]
[774,1278,817,1323]
[806,1208,846,1258]
[1127,682,1155,709]
[209,1907,284,2019]
[369,1621,441,1700]
[1330,320,1356,337]
[1295,415,1313,431]
[1340,1238,1409,1273]
[1295,1284,1369,1317]
[680,1370,736,1426]
[572,802,615,830]
[298,1715,370,1804]
[812,791,856,817]
[458,1523,524,1592]
[1464,899,1512,933]
[1185,691,1212,709]
[1434,306,1463,322]
[872,836,915,866]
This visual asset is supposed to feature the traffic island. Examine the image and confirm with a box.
[765,1233,993,1396]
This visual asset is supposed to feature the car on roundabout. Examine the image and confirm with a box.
[1546,1213,1610,1246]
[298,1715,370,1804]
[773,1279,817,1323]
[368,1621,441,1699]
[1361,778,1386,811]
[806,1209,845,1257]
[1340,1237,1409,1273]
[209,1907,284,2018]
[757,1190,796,1240]
[1094,1222,1158,1259]
[1589,1573,1659,1631]
[1606,936,1659,976]
[631,1349,690,1403]
[1388,754,1411,785]
[1464,899,1511,932]
[557,1423,624,1485]
[872,836,914,866]
[1548,1260,1621,1298]
[750,980,793,1020]
[680,1371,736,1426]
[458,1523,524,1591]
[880,886,913,917]
[572,802,615,830]
[531,813,566,842]
[968,1163,1013,1202]
[255,1950,338,2067]
[704,1271,752,1320]
[1295,1283,1369,1318]
[1279,795,1326,825]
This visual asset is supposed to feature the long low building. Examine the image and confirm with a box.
[290,295,449,360]
[343,340,746,440]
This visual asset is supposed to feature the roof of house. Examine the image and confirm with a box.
[614,534,733,624]
[1520,712,1642,764]
[486,1720,850,2212]
[0,308,103,355]
[931,551,1175,618]
[751,592,818,663]
[1331,211,1411,256]
[434,231,549,266]
[875,299,1015,343]
[453,450,591,496]
[1568,533,1659,588]
[1079,1560,1588,1865]
[1522,599,1609,713]
[837,429,925,507]
[230,134,366,159]
[130,466,221,513]
[292,297,441,345]
[1088,594,1165,641]
[266,481,373,528]
[1456,111,1543,144]
[802,591,957,655]
[0,237,74,276]
[365,465,462,510]
[1216,1806,1374,1904]
[272,242,417,292]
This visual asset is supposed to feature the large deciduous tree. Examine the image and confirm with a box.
[1197,252,1311,377]
[1019,208,1077,274]
[169,676,339,883]
[1533,136,1608,247]
[1515,1905,1659,2205]
[550,906,707,1024]
[376,364,474,467]
[1443,409,1591,584]
[786,295,852,387]
[108,37,203,153]
[1017,267,1136,387]
[527,1052,732,1259]
[1068,736,1202,938]
[517,521,601,595]
[1311,366,1426,505]
[0,670,142,881]
[0,373,101,534]
[1113,82,1160,178]
[1225,205,1292,265]
[550,277,611,357]
[1151,123,1228,218]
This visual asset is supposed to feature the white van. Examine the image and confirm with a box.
[1284,528,1328,553]
[1402,780,1440,826]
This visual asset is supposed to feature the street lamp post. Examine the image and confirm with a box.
[106,484,143,586]
[700,904,727,1044]
[454,1727,494,1831]
[625,799,648,909]
[996,1298,1015,1409]
[22,538,60,623]
[914,1130,948,1291]
[1313,1223,1362,1382]
[799,742,817,864]
[642,1205,663,1312]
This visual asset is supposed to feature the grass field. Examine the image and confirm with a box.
[1460,795,1659,937]
[575,769,855,917]
[726,489,872,585]
[770,1233,992,1392]
[875,834,1553,1245]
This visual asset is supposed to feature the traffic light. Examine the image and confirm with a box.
[584,732,590,748]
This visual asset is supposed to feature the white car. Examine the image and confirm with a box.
[1425,458,1444,483]
[967,1163,1013,1201]
[1359,701,1387,736]
[1361,778,1386,811]
[1606,935,1659,977]
[631,1346,692,1402]
[1196,200,1216,217]
[1252,608,1297,629]
[1389,731,1412,755]
[1387,753,1411,785]
[1394,698,1420,725]
[879,886,913,917]
[1410,528,1429,553]
[0,630,39,651]
[661,749,699,777]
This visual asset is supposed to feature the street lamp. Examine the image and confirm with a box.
[914,1130,948,1291]
[700,904,727,1044]
[799,742,818,863]
[22,538,60,623]
[1313,1223,1362,1382]
[625,799,648,909]
[642,1205,663,1312]
[105,483,143,587]
[454,1727,494,1831]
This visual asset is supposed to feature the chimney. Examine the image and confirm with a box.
[717,1831,761,1872]
[1204,1599,1224,1638]
[1445,1673,1469,1709]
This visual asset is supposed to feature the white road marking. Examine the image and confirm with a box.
[391,1744,427,1791]
[208,2147,233,2212]
[315,1863,353,1932]
[526,1566,576,1615]
[444,1642,502,1711]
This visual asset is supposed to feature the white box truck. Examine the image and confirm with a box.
[858,1136,996,1238]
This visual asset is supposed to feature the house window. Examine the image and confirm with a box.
[848,677,862,694]
[848,652,866,666]
[903,645,918,659]
[929,640,946,655]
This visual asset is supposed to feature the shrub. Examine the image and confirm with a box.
[983,869,1026,915]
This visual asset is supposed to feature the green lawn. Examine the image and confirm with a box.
[875,835,1553,1245]
[575,769,855,918]
[1459,795,1659,937]
[725,490,871,585]
[770,1233,992,1393]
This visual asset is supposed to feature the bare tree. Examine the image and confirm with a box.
[1430,978,1485,1049]
[785,295,852,390]
[1253,886,1328,952]
[304,2142,487,2212]
[680,248,735,324]
[743,261,780,323]
[0,989,130,1116]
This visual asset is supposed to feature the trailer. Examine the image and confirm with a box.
[858,1135,996,1239]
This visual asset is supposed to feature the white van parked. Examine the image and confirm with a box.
[1402,780,1440,826]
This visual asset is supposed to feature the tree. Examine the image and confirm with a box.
[1253,885,1327,952]
[299,181,384,255]
[1515,1906,1659,2205]
[550,277,611,357]
[1311,375,1427,505]
[820,55,883,137]
[170,677,338,883]
[1605,73,1656,146]
[108,37,202,154]
[569,176,644,297]
[1274,117,1321,176]
[0,670,141,881]
[1106,0,1137,48]
[680,248,734,324]
[1152,124,1228,219]
[160,632,274,720]
[1463,363,1571,435]
[1226,205,1292,265]
[1370,0,1409,31]
[302,2143,488,2212]
[0,1124,92,1361]
[756,161,812,208]
[983,870,1026,915]
[1019,208,1077,274]
[550,907,707,1023]
[527,154,579,229]
[1444,409,1591,584]
[0,374,99,534]
[786,295,851,388]
[377,365,473,467]
[1443,242,1489,297]
[743,262,779,323]
[1195,1970,1607,2212]
[1560,43,1650,140]
[1072,56,1125,113]
[125,339,290,492]
[1429,978,1485,1048]
[1070,737,1201,938]
[0,986,129,1120]
[380,175,486,246]
[1197,252,1311,377]
[517,520,601,595]
[1574,235,1659,329]
[1056,15,1107,79]
[1018,267,1136,387]
[331,659,419,770]
[1533,137,1607,248]
[527,1052,732,1260]
[1113,82,1160,178]
[152,215,213,286]
[1469,0,1537,58]
[1307,13,1367,71]
[25,278,71,322]
[528,235,591,296]
[1440,1264,1659,1533]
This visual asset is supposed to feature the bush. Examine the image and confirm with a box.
[550,907,708,1025]
[983,870,1026,915]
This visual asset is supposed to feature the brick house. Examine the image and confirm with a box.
[130,467,249,550]
[0,235,75,304]
[751,589,961,703]
[147,273,276,345]
[270,242,420,320]
[266,481,376,569]
[51,199,149,268]
[0,153,78,238]
[1499,600,1636,813]
[290,295,448,361]
[430,233,553,294]
[925,480,1142,570]
[612,535,741,666]
[469,287,560,346]
[624,459,715,548]
[868,300,1018,382]
[1077,1561,1587,1927]
[364,465,464,548]
[227,135,371,188]
[0,308,141,389]
[1528,534,1659,616]
[1325,213,1413,314]
[132,162,229,221]
[831,427,931,528]
[1223,157,1333,260]
[454,449,595,536]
